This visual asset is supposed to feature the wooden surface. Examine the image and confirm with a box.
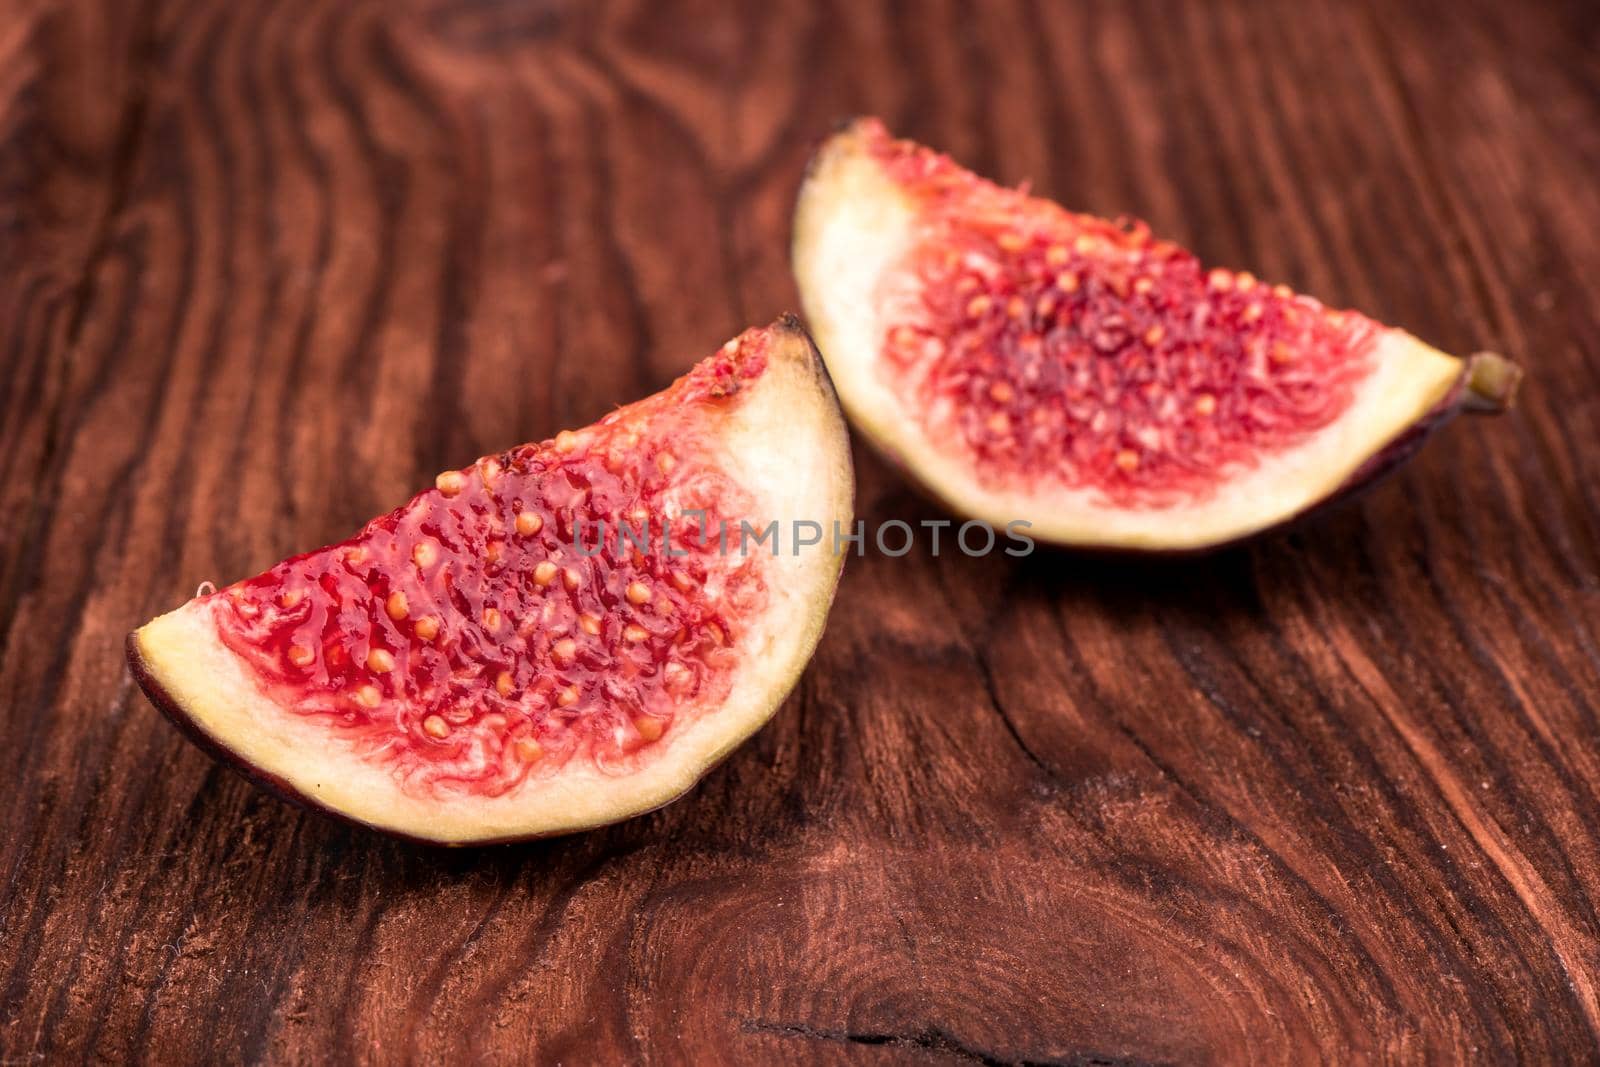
[3,0,1599,1062]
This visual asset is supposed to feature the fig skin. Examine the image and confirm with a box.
[893,353,1519,558]
[792,118,1523,553]
[126,631,716,845]
[127,317,855,846]
[126,631,457,845]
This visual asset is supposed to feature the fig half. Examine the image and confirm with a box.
[794,119,1520,551]
[128,318,853,844]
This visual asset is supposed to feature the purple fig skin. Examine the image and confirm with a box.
[127,633,492,847]
[869,351,1522,558]
[126,632,709,848]
[126,632,359,836]
[1311,351,1522,526]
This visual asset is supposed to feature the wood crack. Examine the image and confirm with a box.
[741,1016,1163,1067]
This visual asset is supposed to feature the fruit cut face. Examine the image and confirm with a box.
[878,173,1380,509]
[794,119,1474,550]
[128,319,854,844]
[214,365,763,796]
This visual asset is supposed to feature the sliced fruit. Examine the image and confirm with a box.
[128,317,853,845]
[793,118,1520,551]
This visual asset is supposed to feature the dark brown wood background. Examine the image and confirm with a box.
[4,0,1599,1062]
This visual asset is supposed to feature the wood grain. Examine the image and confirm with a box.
[3,0,1599,1061]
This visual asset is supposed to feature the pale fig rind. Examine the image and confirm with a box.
[127,317,854,845]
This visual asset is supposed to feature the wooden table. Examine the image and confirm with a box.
[4,0,1598,1061]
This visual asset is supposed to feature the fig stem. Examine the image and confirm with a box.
[1463,351,1523,413]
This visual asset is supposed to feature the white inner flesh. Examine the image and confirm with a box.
[794,135,1464,550]
[133,331,852,844]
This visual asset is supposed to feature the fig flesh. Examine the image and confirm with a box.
[128,318,853,844]
[793,119,1519,551]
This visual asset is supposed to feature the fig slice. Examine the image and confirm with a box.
[793,119,1521,551]
[128,317,853,845]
